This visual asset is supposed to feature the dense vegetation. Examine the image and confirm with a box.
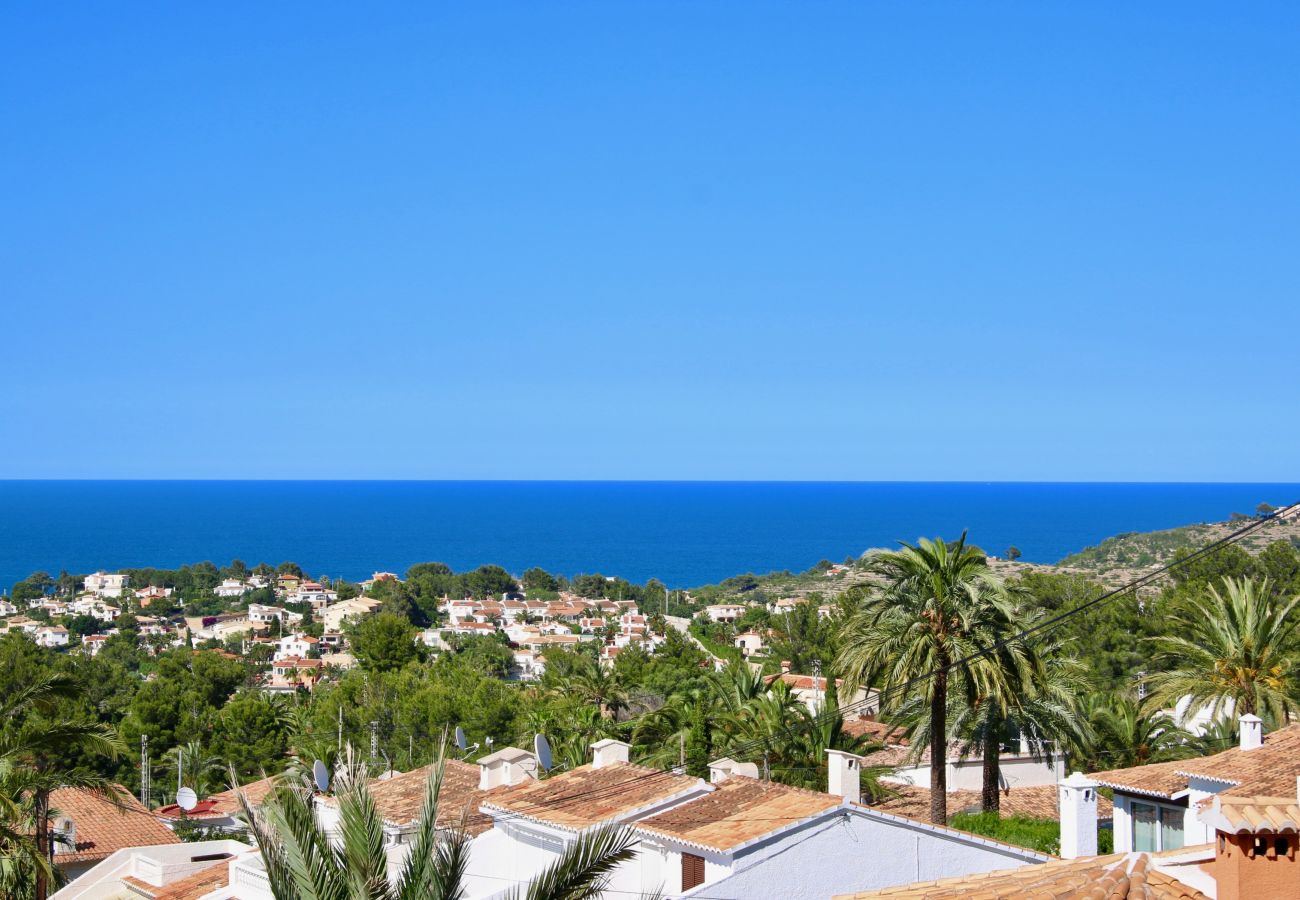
[4,511,1300,891]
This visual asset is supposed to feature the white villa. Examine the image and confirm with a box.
[84,571,128,598]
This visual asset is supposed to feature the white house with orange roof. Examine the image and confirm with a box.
[275,632,319,660]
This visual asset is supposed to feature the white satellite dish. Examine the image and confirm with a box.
[312,759,330,793]
[534,734,553,772]
[454,726,466,751]
[176,787,198,812]
[484,736,494,749]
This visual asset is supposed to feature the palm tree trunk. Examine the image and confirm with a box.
[34,787,50,900]
[981,722,1001,814]
[929,669,947,825]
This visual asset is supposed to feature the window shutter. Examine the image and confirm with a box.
[682,853,705,890]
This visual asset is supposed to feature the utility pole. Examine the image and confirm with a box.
[140,735,150,808]
[337,707,343,752]
[369,721,379,765]
[812,659,823,712]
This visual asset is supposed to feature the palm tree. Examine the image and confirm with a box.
[0,673,126,900]
[0,759,58,900]
[240,748,643,900]
[1143,577,1300,725]
[1080,693,1192,771]
[954,625,1092,814]
[836,535,1018,824]
[163,740,225,800]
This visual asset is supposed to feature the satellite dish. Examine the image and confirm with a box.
[534,734,553,772]
[454,726,466,751]
[312,759,330,793]
[176,787,198,812]
[485,736,494,749]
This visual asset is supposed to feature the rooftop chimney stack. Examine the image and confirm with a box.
[591,739,631,769]
[1058,772,1099,860]
[708,758,759,783]
[478,748,539,790]
[826,750,862,805]
[1240,714,1264,751]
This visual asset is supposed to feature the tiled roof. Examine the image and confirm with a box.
[1201,793,1300,834]
[635,775,839,852]
[870,784,1113,822]
[49,786,179,864]
[162,772,282,820]
[363,759,496,837]
[481,762,704,831]
[833,852,1211,899]
[1092,724,1300,799]
[842,718,909,745]
[123,860,231,900]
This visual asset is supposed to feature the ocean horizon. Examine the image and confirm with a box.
[1,480,1295,590]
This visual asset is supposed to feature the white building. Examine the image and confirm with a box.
[289,582,338,609]
[733,631,765,657]
[249,603,303,627]
[216,578,252,598]
[0,599,17,617]
[84,571,128,598]
[276,632,319,660]
[703,604,747,624]
[321,597,383,632]
[35,625,70,648]
[1092,714,1300,854]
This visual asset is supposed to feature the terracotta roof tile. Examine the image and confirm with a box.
[123,859,232,899]
[364,759,496,837]
[1201,793,1300,834]
[1091,724,1300,799]
[481,762,704,830]
[635,775,840,852]
[50,786,179,864]
[832,852,1212,899]
[870,783,1113,822]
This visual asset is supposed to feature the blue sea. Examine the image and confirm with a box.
[0,481,1295,591]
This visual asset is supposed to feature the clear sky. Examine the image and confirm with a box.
[2,4,1297,480]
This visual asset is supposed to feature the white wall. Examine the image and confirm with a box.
[678,810,1043,900]
[887,754,1064,793]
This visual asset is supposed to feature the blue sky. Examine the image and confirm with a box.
[2,4,1297,480]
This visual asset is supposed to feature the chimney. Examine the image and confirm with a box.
[478,748,538,790]
[708,758,759,783]
[1058,772,1099,860]
[591,739,630,769]
[826,750,862,805]
[780,660,792,675]
[1240,714,1264,751]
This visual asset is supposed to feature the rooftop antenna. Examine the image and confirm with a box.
[534,734,553,773]
[175,787,198,812]
[312,759,330,793]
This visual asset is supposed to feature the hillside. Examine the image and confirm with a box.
[687,506,1300,605]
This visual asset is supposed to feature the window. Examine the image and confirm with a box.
[682,853,705,890]
[1131,801,1183,852]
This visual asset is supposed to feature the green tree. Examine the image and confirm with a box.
[350,613,426,673]
[209,693,292,779]
[1143,576,1300,724]
[837,535,1018,824]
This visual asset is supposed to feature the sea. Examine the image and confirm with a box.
[0,481,1295,591]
